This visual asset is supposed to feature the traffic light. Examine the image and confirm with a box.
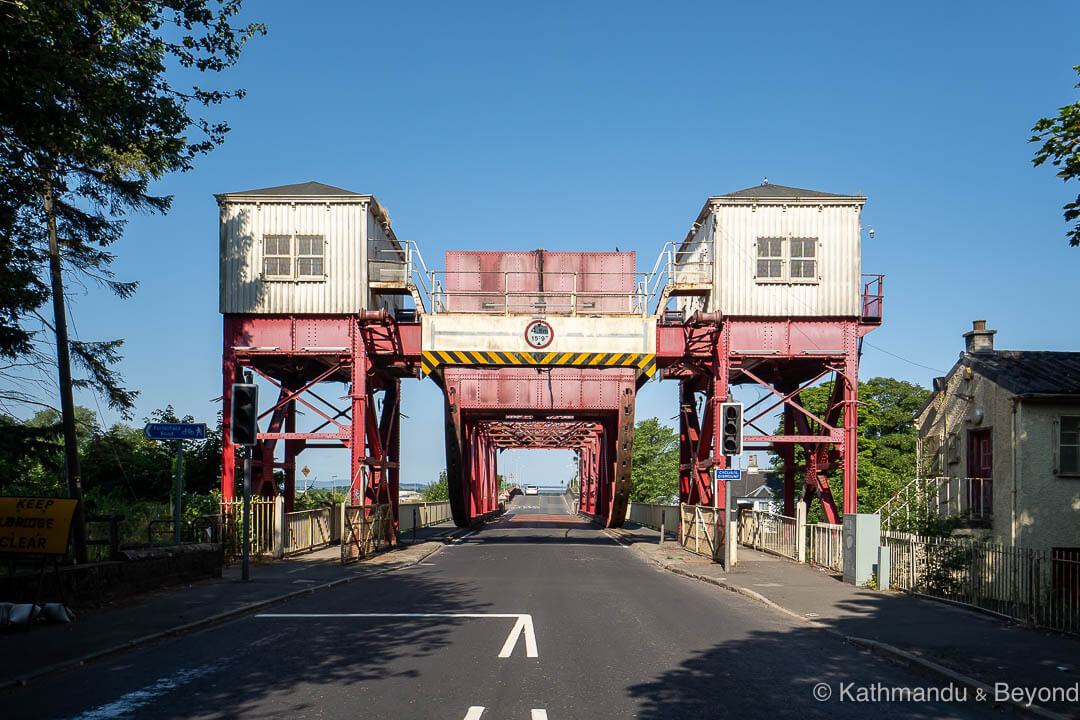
[720,402,743,456]
[230,383,259,446]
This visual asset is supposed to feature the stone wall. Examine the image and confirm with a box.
[4,543,223,608]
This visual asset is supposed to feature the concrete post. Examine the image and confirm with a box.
[796,500,807,564]
[339,502,347,545]
[273,495,285,559]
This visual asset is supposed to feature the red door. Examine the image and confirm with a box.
[966,428,993,518]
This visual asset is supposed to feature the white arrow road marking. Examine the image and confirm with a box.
[257,613,538,658]
[498,614,538,658]
[531,711,549,720]
[463,707,486,720]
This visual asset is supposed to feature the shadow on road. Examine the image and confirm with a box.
[625,625,993,720]
[13,570,494,720]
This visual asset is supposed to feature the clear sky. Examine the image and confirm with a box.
[55,1,1080,489]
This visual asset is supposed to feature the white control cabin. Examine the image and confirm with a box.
[217,181,405,315]
[677,183,867,318]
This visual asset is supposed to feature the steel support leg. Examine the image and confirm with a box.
[221,348,239,502]
[350,324,367,507]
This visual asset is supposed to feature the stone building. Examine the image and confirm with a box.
[914,321,1080,553]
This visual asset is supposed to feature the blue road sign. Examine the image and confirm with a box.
[715,469,741,480]
[143,423,208,441]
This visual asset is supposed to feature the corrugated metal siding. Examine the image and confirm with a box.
[676,216,713,317]
[711,203,862,316]
[366,206,404,313]
[219,200,367,314]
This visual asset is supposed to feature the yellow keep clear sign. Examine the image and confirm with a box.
[0,497,78,555]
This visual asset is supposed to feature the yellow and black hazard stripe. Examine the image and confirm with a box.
[421,350,656,378]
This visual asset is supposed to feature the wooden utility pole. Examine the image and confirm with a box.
[44,180,89,563]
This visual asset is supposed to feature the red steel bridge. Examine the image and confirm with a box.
[217,181,882,534]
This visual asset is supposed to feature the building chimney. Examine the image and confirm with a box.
[747,455,760,473]
[963,320,996,354]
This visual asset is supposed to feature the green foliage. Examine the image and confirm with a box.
[1,405,223,501]
[630,418,679,503]
[1031,65,1080,247]
[421,470,449,501]
[295,488,345,511]
[771,377,931,523]
[0,0,264,413]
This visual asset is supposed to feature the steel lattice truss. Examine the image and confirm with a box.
[481,420,600,449]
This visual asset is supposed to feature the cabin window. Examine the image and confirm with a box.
[262,234,325,280]
[789,238,817,280]
[755,237,819,283]
[1059,416,1080,475]
[756,237,784,279]
[263,236,291,278]
[295,235,325,278]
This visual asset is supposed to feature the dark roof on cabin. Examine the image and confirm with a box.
[962,351,1080,397]
[220,181,364,197]
[718,183,854,199]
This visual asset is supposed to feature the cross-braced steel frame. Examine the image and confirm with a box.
[222,314,418,538]
[658,315,876,523]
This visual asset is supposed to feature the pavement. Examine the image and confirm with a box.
[0,494,1039,719]
[611,521,1080,720]
[0,522,462,691]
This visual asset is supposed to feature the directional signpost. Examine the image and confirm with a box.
[144,423,208,545]
[715,468,741,571]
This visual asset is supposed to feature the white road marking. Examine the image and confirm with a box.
[531,711,549,720]
[603,530,628,548]
[497,614,539,658]
[464,706,486,720]
[451,529,479,544]
[62,664,215,720]
[256,612,538,658]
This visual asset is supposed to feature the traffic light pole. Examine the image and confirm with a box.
[174,441,184,545]
[242,446,252,582]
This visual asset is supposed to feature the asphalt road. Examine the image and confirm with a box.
[6,495,1005,719]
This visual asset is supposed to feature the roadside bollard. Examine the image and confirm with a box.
[413,506,418,542]
[659,516,665,545]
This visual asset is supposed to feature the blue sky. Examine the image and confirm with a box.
[56,1,1079,489]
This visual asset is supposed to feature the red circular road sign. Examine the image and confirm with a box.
[524,320,554,349]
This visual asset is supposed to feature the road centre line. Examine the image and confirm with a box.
[461,708,548,719]
[256,612,538,658]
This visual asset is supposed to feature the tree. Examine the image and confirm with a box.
[1031,65,1080,246]
[0,1,263,559]
[770,377,930,522]
[421,471,450,502]
[629,418,679,503]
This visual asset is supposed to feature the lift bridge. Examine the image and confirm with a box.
[217,181,883,533]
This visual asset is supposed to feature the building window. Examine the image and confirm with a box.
[755,237,818,283]
[1060,416,1080,475]
[756,237,784,279]
[262,234,325,280]
[295,235,324,278]
[789,238,817,279]
[263,235,291,278]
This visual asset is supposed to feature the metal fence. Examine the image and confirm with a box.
[341,504,394,564]
[398,502,452,534]
[679,504,724,559]
[807,522,843,572]
[737,509,798,561]
[285,507,334,555]
[221,499,277,556]
[879,477,992,531]
[882,531,1080,634]
[627,502,680,537]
